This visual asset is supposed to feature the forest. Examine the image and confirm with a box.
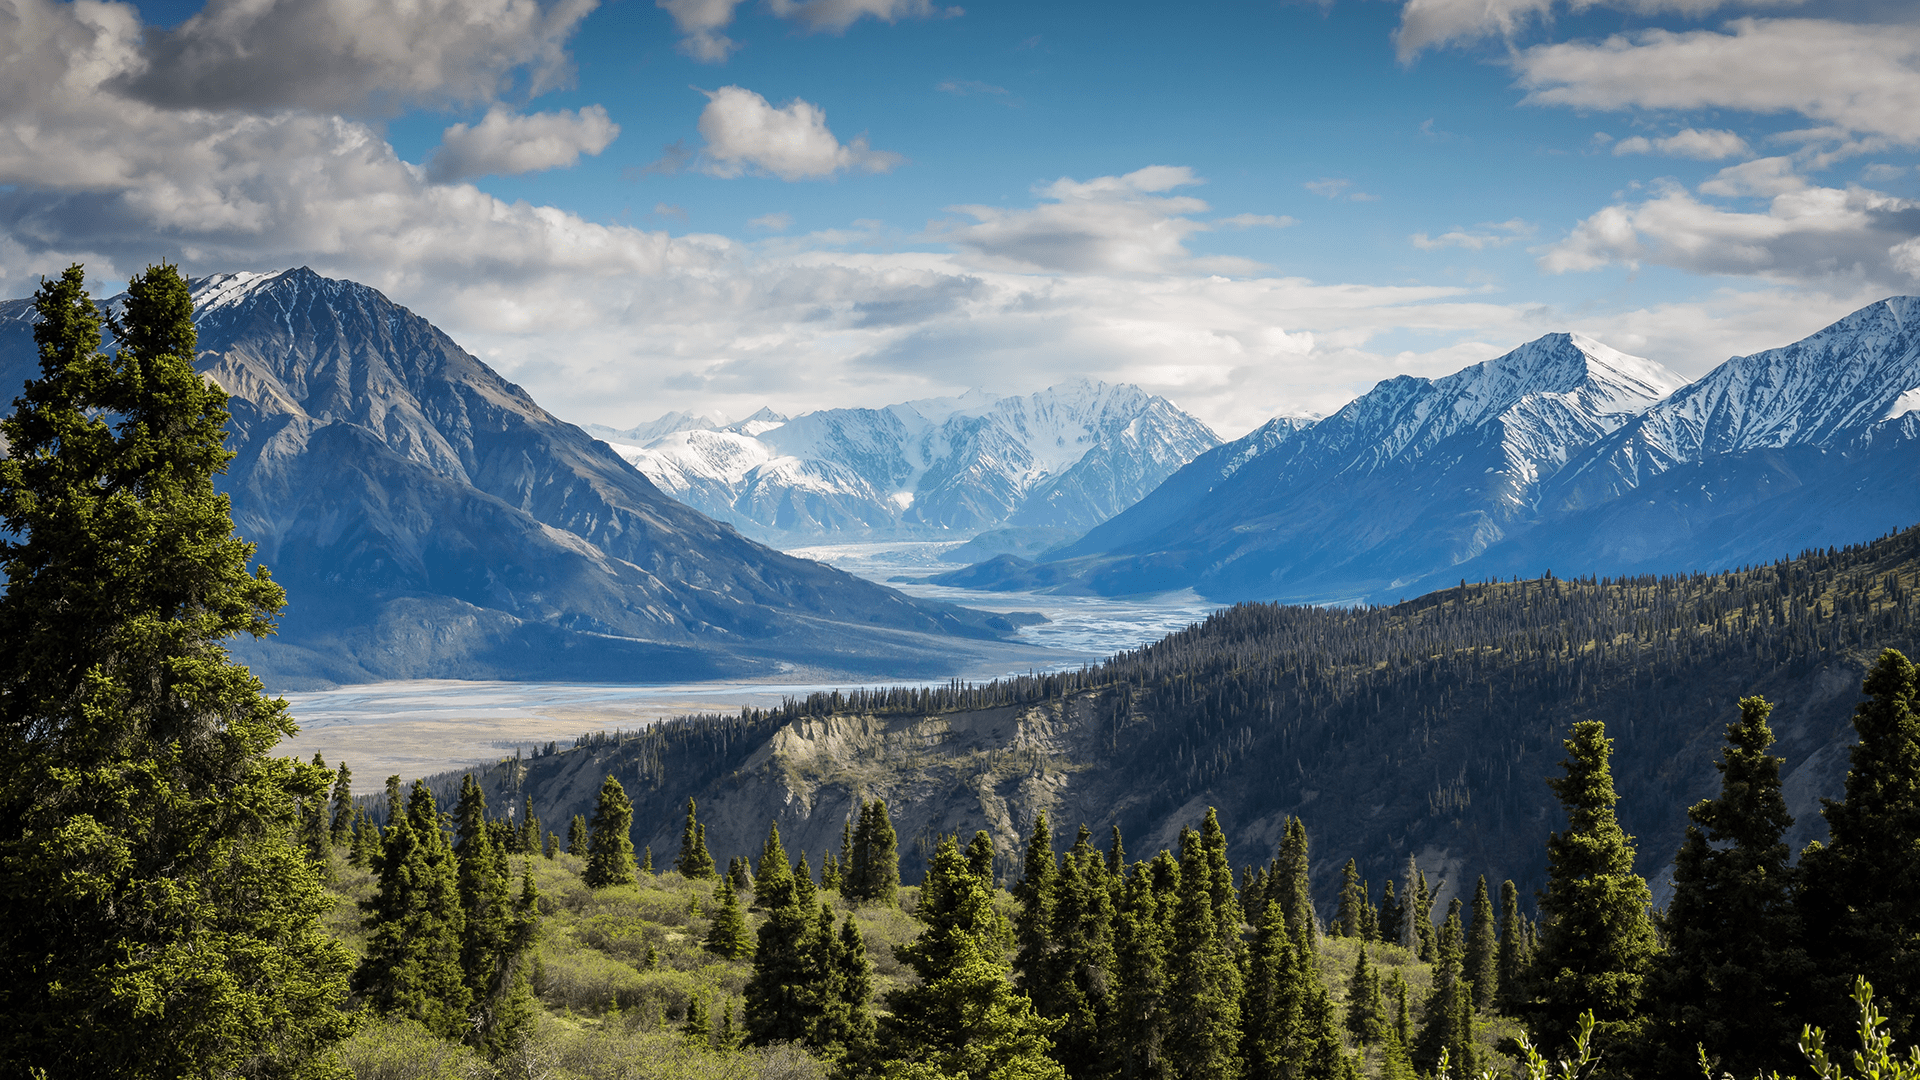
[5,263,1920,1080]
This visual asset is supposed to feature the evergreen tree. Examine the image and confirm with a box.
[880,836,1064,1080]
[1199,808,1240,942]
[966,828,997,885]
[517,794,539,856]
[1378,879,1404,948]
[567,813,587,857]
[329,761,356,846]
[1014,810,1058,1010]
[1412,870,1436,961]
[731,854,753,893]
[1643,695,1809,1077]
[1357,881,1378,942]
[300,752,334,876]
[1801,650,1920,1041]
[1113,857,1173,1080]
[1042,826,1118,1078]
[1521,720,1659,1059]
[675,797,716,879]
[1464,875,1499,1013]
[1108,825,1127,877]
[352,810,381,869]
[706,871,754,960]
[684,993,712,1049]
[849,798,900,906]
[1164,827,1243,1080]
[821,849,842,890]
[584,775,637,888]
[384,774,403,826]
[357,781,470,1038]
[453,776,518,1048]
[1345,944,1389,1045]
[834,911,878,1060]
[1389,969,1411,1046]
[544,831,558,859]
[1244,900,1306,1080]
[640,845,654,875]
[1414,900,1477,1076]
[1334,858,1364,938]
[744,841,825,1046]
[0,264,354,1078]
[756,820,793,904]
[1275,816,1315,953]
[1495,880,1528,1014]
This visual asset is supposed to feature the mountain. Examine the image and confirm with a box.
[599,381,1221,543]
[1034,332,1685,600]
[583,410,727,445]
[442,525,1920,917]
[0,268,1033,687]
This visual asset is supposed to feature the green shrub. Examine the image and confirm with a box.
[334,1017,490,1080]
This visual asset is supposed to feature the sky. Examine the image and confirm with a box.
[3,0,1918,438]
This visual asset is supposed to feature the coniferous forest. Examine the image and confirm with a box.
[5,264,1920,1080]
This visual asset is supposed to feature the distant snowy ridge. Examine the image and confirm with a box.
[596,380,1221,541]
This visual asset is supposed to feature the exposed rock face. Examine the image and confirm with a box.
[602,381,1222,543]
[0,268,1023,686]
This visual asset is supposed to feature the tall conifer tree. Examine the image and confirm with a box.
[1643,695,1809,1076]
[1496,880,1528,1014]
[1164,828,1243,1080]
[584,775,637,888]
[1113,857,1173,1080]
[329,762,356,846]
[1015,810,1058,1010]
[706,873,753,960]
[357,782,470,1038]
[1464,876,1499,1013]
[1800,650,1920,1040]
[1521,720,1659,1058]
[0,264,354,1078]
[675,797,716,879]
[1334,858,1364,938]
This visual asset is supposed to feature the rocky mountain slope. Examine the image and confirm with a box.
[0,269,1030,687]
[951,301,1920,604]
[444,525,1920,916]
[598,382,1220,543]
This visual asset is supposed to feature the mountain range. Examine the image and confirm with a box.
[0,268,1036,688]
[590,382,1220,544]
[939,299,1920,604]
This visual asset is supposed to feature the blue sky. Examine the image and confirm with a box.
[4,0,1918,435]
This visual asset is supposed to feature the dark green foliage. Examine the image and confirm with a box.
[1334,858,1364,938]
[584,775,637,888]
[1464,875,1499,1013]
[966,828,997,885]
[821,849,842,890]
[1643,695,1809,1077]
[675,797,716,879]
[825,907,877,1062]
[1107,825,1126,876]
[880,836,1064,1080]
[1800,649,1920,1042]
[1274,816,1314,953]
[1377,879,1404,948]
[1414,900,1477,1076]
[847,798,900,906]
[641,845,653,875]
[1112,857,1172,1080]
[707,875,752,959]
[684,993,711,1049]
[517,794,539,856]
[0,264,354,1079]
[744,849,824,1046]
[1496,880,1529,1014]
[1163,827,1242,1080]
[1244,896,1350,1080]
[1412,870,1435,961]
[1345,944,1389,1045]
[1522,721,1659,1059]
[756,820,792,904]
[566,813,587,857]
[1015,811,1057,1009]
[544,831,559,859]
[358,782,470,1038]
[454,775,520,1047]
[1039,826,1118,1078]
[302,752,335,876]
[330,762,355,846]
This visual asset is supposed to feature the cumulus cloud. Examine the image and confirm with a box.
[1540,168,1920,287]
[657,0,746,62]
[427,106,618,183]
[1411,219,1535,250]
[766,0,960,34]
[1612,128,1752,159]
[123,0,598,115]
[1394,0,1806,60]
[1514,19,1920,143]
[676,86,904,180]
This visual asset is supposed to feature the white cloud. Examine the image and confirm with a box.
[750,212,794,231]
[427,106,618,183]
[1411,219,1535,251]
[686,86,904,180]
[657,0,746,62]
[1540,169,1920,286]
[1304,178,1379,202]
[1514,19,1920,143]
[1394,0,1806,60]
[766,0,960,34]
[1213,214,1295,230]
[1612,128,1752,160]
[124,0,598,114]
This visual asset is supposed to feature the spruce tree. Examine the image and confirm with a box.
[880,836,1064,1080]
[0,264,353,1078]
[1113,857,1172,1080]
[1412,870,1436,961]
[1014,810,1058,1010]
[357,781,470,1038]
[1643,695,1809,1077]
[1522,720,1659,1058]
[1378,879,1404,947]
[1043,826,1117,1078]
[1164,828,1243,1080]
[1200,807,1240,940]
[454,775,518,1046]
[744,844,825,1046]
[329,762,356,846]
[684,994,712,1049]
[1275,816,1315,953]
[1244,899,1306,1080]
[849,798,900,906]
[1345,943,1389,1045]
[1464,875,1499,1013]
[517,793,539,855]
[707,874,753,959]
[965,828,996,885]
[1801,650,1920,1040]
[675,797,716,878]
[821,849,842,890]
[1495,880,1528,1014]
[641,845,654,875]
[300,752,335,876]
[756,820,793,904]
[1335,858,1364,938]
[567,813,587,856]
[584,775,637,888]
[1414,900,1477,1076]
[1108,825,1126,877]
